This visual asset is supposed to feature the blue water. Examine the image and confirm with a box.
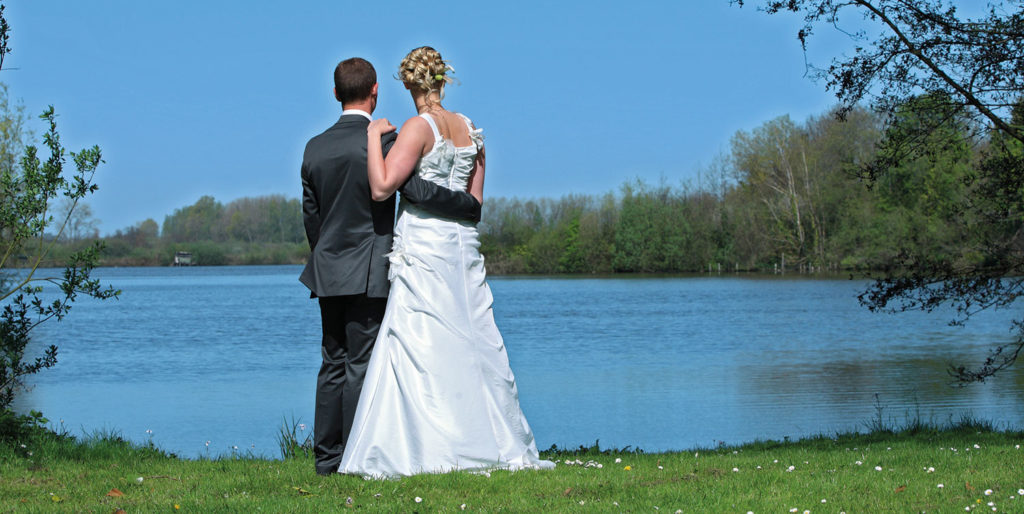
[13,265,1024,458]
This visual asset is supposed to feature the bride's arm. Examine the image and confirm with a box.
[466,144,485,204]
[367,117,431,201]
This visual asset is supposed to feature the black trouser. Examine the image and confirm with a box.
[313,293,387,475]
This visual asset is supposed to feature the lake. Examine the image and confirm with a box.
[13,265,1024,458]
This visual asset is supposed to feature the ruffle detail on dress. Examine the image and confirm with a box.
[384,237,410,282]
[468,127,484,151]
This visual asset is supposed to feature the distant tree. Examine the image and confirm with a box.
[0,83,27,174]
[0,3,118,417]
[162,195,224,242]
[612,181,691,272]
[57,198,99,241]
[731,115,824,267]
[136,218,159,243]
[737,0,1024,381]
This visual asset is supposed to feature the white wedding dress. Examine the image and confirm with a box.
[337,113,554,478]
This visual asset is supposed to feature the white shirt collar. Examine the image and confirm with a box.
[341,109,372,121]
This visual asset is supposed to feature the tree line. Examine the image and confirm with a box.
[50,195,308,266]
[48,96,994,273]
[478,98,982,274]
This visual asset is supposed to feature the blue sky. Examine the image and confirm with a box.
[4,1,854,234]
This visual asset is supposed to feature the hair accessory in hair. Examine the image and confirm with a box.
[434,73,445,81]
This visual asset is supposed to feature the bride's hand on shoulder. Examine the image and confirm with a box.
[368,118,396,136]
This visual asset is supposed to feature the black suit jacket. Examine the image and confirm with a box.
[299,114,480,298]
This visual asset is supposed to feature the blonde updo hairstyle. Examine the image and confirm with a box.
[397,46,452,106]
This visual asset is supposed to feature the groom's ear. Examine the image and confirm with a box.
[334,87,342,102]
[371,83,379,96]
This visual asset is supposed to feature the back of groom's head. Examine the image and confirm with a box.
[334,58,376,105]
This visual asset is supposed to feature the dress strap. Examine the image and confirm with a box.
[419,113,442,143]
[455,112,485,150]
[454,112,474,130]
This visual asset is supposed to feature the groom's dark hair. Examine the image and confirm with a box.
[334,57,376,104]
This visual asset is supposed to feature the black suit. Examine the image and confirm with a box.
[300,113,480,474]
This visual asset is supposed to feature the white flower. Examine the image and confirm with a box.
[135,477,144,484]
[789,509,798,513]
[985,489,993,496]
[1019,489,1024,495]
[19,444,25,449]
[732,467,739,472]
[613,502,619,506]
[855,461,863,465]
[988,502,994,506]
[787,465,795,472]
[657,465,663,470]
[460,504,466,510]
[694,452,699,458]
[615,458,622,463]
[975,444,981,449]
[822,498,827,503]
[579,501,585,505]
[299,424,306,431]
[1015,445,1020,449]
[875,466,883,471]
[756,465,762,470]
[928,467,935,473]
[773,459,779,463]
[414,497,422,503]
[938,484,944,488]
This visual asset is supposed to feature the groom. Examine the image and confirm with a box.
[300,57,481,475]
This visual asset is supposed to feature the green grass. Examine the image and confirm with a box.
[2,419,1024,512]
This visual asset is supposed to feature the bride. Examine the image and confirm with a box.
[337,46,554,477]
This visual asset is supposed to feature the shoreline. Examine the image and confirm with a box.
[4,416,1023,511]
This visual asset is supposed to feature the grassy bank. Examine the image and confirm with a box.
[2,420,1023,512]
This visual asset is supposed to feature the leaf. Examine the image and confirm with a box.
[50,494,62,503]
[292,486,313,496]
[106,488,124,497]
[894,485,906,493]
[966,481,975,491]
[562,487,572,497]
